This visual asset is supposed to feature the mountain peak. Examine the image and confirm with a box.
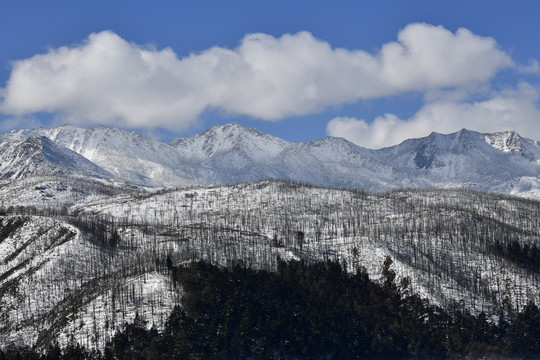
[170,122,289,165]
[203,122,264,137]
[0,134,110,180]
[220,122,242,129]
[484,130,526,153]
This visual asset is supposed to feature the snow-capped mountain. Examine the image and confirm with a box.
[3,126,200,187]
[0,136,110,180]
[3,123,540,198]
[376,129,540,195]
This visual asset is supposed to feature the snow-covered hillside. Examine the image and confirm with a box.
[3,124,540,198]
[0,212,180,350]
[73,181,540,316]
[0,179,538,351]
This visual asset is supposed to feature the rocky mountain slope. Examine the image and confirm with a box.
[2,124,540,198]
[0,136,110,181]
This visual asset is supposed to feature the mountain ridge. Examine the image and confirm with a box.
[3,124,540,198]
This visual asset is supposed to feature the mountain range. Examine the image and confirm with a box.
[0,123,539,352]
[2,123,540,198]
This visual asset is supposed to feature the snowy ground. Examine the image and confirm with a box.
[0,179,539,350]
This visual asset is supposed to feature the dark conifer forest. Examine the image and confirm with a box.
[2,259,540,359]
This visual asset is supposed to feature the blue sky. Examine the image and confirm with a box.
[0,1,539,148]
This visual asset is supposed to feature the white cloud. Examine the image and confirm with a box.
[0,24,512,130]
[377,24,512,90]
[327,82,540,149]
[518,59,540,74]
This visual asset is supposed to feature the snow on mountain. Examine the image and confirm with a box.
[170,125,540,195]
[0,176,132,210]
[0,214,179,349]
[0,136,110,180]
[2,124,540,352]
[2,180,536,351]
[171,122,292,183]
[3,126,199,187]
[3,124,540,198]
[485,130,537,155]
[171,122,288,161]
[375,129,540,192]
[0,177,538,351]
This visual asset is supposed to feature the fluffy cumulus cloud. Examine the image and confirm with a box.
[0,24,512,130]
[327,82,540,149]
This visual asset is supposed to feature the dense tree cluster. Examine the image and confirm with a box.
[4,259,537,359]
[493,239,540,273]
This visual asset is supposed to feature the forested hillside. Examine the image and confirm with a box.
[2,260,540,359]
[0,177,538,357]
